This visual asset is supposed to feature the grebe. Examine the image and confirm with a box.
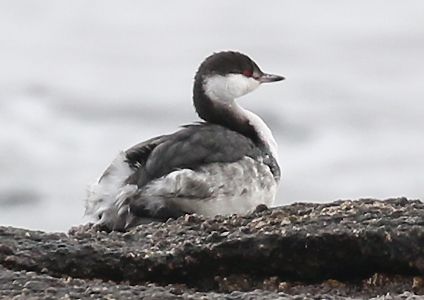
[85,51,284,230]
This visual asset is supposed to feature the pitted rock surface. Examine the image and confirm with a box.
[1,198,424,299]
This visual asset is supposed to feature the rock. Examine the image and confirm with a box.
[1,197,424,299]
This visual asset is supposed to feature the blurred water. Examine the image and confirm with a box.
[0,1,423,231]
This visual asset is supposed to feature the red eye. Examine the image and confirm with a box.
[242,70,252,77]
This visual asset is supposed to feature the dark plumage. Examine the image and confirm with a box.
[124,123,280,188]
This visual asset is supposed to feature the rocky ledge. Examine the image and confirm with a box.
[1,197,424,299]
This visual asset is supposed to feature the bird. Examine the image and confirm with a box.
[85,51,285,230]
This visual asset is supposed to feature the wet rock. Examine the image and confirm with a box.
[1,197,424,299]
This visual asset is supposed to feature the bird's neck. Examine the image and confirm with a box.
[193,77,278,161]
[193,78,260,144]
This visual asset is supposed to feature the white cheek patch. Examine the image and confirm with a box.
[203,74,260,103]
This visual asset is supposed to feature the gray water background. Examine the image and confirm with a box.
[0,1,423,231]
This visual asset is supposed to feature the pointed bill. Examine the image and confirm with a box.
[258,73,285,83]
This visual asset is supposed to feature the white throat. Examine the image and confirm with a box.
[203,74,260,103]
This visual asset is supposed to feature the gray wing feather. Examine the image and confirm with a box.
[126,123,260,189]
